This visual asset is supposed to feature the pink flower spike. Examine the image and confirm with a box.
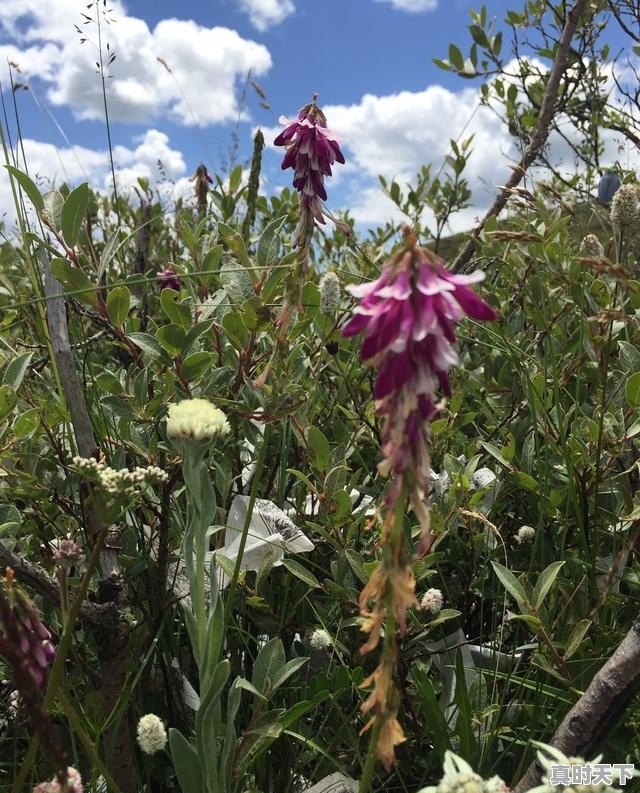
[341,228,496,554]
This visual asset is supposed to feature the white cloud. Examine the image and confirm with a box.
[237,0,295,31]
[374,0,438,12]
[0,2,272,126]
[0,129,191,231]
[263,83,518,230]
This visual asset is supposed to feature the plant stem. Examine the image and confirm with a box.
[358,483,407,793]
[225,424,272,625]
[11,522,112,793]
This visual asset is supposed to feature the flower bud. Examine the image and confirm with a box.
[319,271,341,315]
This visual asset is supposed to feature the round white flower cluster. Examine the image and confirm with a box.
[309,628,332,650]
[166,398,231,442]
[319,271,341,315]
[420,588,444,615]
[418,751,507,793]
[515,525,536,544]
[611,183,640,227]
[137,713,168,755]
[33,767,83,793]
[73,456,168,497]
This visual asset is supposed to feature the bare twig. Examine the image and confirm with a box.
[0,546,116,628]
[513,619,640,793]
[453,0,590,273]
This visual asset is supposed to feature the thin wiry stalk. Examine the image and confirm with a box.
[95,0,120,224]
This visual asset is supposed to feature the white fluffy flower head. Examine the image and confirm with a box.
[421,588,444,615]
[610,183,640,227]
[33,767,83,793]
[516,525,536,544]
[319,271,341,315]
[167,399,230,443]
[309,628,332,650]
[137,713,167,755]
[527,743,634,793]
[579,234,604,257]
[418,751,507,793]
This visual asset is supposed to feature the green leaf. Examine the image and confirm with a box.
[564,619,591,660]
[229,163,243,194]
[161,288,192,329]
[281,558,320,588]
[491,561,530,612]
[269,657,308,692]
[454,650,478,759]
[42,190,64,230]
[0,505,22,537]
[128,332,168,362]
[256,216,286,269]
[156,324,187,356]
[169,728,203,793]
[479,441,516,471]
[2,353,32,391]
[218,222,253,271]
[411,668,451,760]
[532,561,565,610]
[509,471,540,493]
[98,229,122,280]
[51,257,97,307]
[61,182,89,247]
[0,386,17,421]
[307,426,330,471]
[236,678,267,701]
[252,638,285,694]
[4,165,44,212]
[345,549,368,584]
[625,371,640,407]
[181,351,215,381]
[13,408,40,439]
[106,286,130,327]
[448,44,464,71]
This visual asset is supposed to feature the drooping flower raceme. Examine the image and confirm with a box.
[1,568,55,689]
[158,267,182,292]
[343,228,495,552]
[274,96,345,235]
[264,96,345,357]
[342,228,495,771]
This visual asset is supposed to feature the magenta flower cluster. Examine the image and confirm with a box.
[1,574,56,689]
[342,230,495,549]
[158,267,181,292]
[274,98,345,225]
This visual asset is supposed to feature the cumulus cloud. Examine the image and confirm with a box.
[237,0,295,31]
[264,83,518,230]
[0,1,272,126]
[374,0,438,12]
[0,129,191,231]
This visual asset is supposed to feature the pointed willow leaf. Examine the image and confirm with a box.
[532,561,565,610]
[169,728,203,793]
[2,352,32,391]
[491,561,529,612]
[256,215,285,269]
[61,182,89,247]
[4,165,44,212]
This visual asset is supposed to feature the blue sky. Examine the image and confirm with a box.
[0,0,632,233]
